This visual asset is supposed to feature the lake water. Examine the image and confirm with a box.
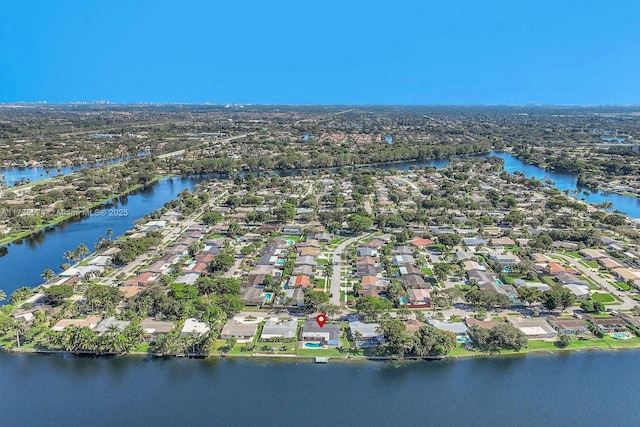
[0,153,148,187]
[489,152,640,218]
[1,351,639,426]
[0,177,206,294]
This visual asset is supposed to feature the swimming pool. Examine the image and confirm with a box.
[456,336,472,343]
[277,259,285,265]
[399,297,408,305]
[305,342,323,348]
[612,332,631,340]
[264,293,273,301]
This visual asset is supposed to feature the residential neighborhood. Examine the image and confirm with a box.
[2,154,640,358]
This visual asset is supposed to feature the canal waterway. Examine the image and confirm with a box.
[0,153,148,187]
[0,177,207,294]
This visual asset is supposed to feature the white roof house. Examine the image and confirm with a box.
[181,318,210,336]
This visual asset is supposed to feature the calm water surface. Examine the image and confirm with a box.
[0,177,207,293]
[1,351,639,426]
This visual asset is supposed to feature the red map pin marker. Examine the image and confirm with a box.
[315,314,326,328]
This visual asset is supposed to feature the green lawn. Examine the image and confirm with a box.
[580,260,599,269]
[134,343,150,353]
[341,291,355,302]
[541,275,557,287]
[564,251,582,259]
[296,347,346,357]
[450,335,640,357]
[592,292,615,303]
[613,281,631,291]
[421,267,433,276]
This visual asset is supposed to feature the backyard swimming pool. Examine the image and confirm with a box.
[612,332,631,340]
[305,343,324,348]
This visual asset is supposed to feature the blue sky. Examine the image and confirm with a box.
[1,0,639,104]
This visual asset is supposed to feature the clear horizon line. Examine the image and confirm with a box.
[2,101,640,108]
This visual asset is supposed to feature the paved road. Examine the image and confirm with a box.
[329,233,373,306]
[552,253,637,309]
[398,177,419,192]
[100,190,228,285]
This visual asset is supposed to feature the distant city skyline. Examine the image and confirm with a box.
[1,0,639,105]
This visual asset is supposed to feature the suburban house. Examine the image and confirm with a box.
[554,272,586,286]
[94,317,131,335]
[260,320,298,340]
[52,316,101,332]
[583,315,627,333]
[349,321,384,347]
[546,316,589,335]
[181,318,211,336]
[289,275,313,288]
[240,287,266,306]
[357,247,378,257]
[12,305,52,322]
[616,312,640,328]
[282,226,303,235]
[409,237,434,248]
[597,257,623,270]
[611,267,640,282]
[407,288,431,306]
[427,319,468,337]
[487,252,521,264]
[564,284,591,299]
[507,318,558,339]
[300,320,340,346]
[140,318,175,335]
[220,320,258,343]
[579,249,607,260]
[399,274,428,289]
[295,255,317,266]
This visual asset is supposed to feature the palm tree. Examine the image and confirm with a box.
[14,322,28,348]
[41,269,55,283]
[64,250,75,265]
[76,243,90,260]
[323,263,333,291]
[352,330,363,348]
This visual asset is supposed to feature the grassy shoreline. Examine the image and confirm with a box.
[0,175,170,246]
[4,338,640,362]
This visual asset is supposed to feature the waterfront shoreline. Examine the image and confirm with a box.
[0,174,172,247]
[4,340,640,363]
